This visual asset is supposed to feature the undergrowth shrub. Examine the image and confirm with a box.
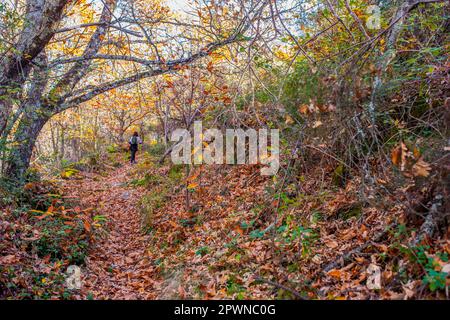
[0,175,96,299]
[31,209,90,265]
[138,164,184,231]
[145,142,166,157]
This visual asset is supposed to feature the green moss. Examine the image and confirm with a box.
[332,164,346,187]
[168,164,184,181]
[338,204,363,220]
[139,188,169,228]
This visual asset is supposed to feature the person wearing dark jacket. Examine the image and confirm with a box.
[129,132,143,164]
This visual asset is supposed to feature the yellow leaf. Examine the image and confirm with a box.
[285,115,294,124]
[187,183,198,190]
[191,145,201,155]
[29,209,45,214]
[187,172,200,181]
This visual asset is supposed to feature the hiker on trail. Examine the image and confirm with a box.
[129,132,143,164]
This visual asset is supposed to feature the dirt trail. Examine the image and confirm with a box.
[63,164,158,299]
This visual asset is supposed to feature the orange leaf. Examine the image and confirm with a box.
[187,182,198,190]
[327,269,342,279]
[299,104,309,114]
[391,145,401,166]
[234,225,244,235]
[83,220,91,232]
[178,285,186,298]
[207,61,214,73]
[169,220,179,229]
[187,172,200,182]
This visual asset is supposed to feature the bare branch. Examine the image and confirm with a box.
[56,22,143,38]
[61,34,244,112]
[49,54,161,68]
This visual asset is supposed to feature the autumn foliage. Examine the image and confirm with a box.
[1,0,449,300]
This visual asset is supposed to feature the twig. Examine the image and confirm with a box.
[322,223,395,273]
[255,276,308,300]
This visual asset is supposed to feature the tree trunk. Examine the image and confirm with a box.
[60,126,65,163]
[164,103,170,146]
[51,123,57,158]
[0,0,69,136]
[4,107,50,180]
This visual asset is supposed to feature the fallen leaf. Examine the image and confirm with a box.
[83,220,91,232]
[0,254,18,265]
[366,264,382,290]
[327,269,342,279]
[402,281,418,300]
[312,120,323,128]
[412,158,431,177]
[187,182,198,189]
[441,263,450,274]
[324,239,339,249]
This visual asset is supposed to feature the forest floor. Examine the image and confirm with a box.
[62,164,159,299]
[57,151,449,300]
[2,152,448,300]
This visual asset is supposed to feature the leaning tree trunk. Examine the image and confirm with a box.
[0,0,69,136]
[4,107,50,180]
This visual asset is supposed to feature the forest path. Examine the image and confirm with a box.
[63,163,158,299]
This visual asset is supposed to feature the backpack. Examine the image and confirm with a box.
[131,136,138,145]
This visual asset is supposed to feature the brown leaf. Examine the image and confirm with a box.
[0,254,18,265]
[412,158,431,177]
[324,239,339,249]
